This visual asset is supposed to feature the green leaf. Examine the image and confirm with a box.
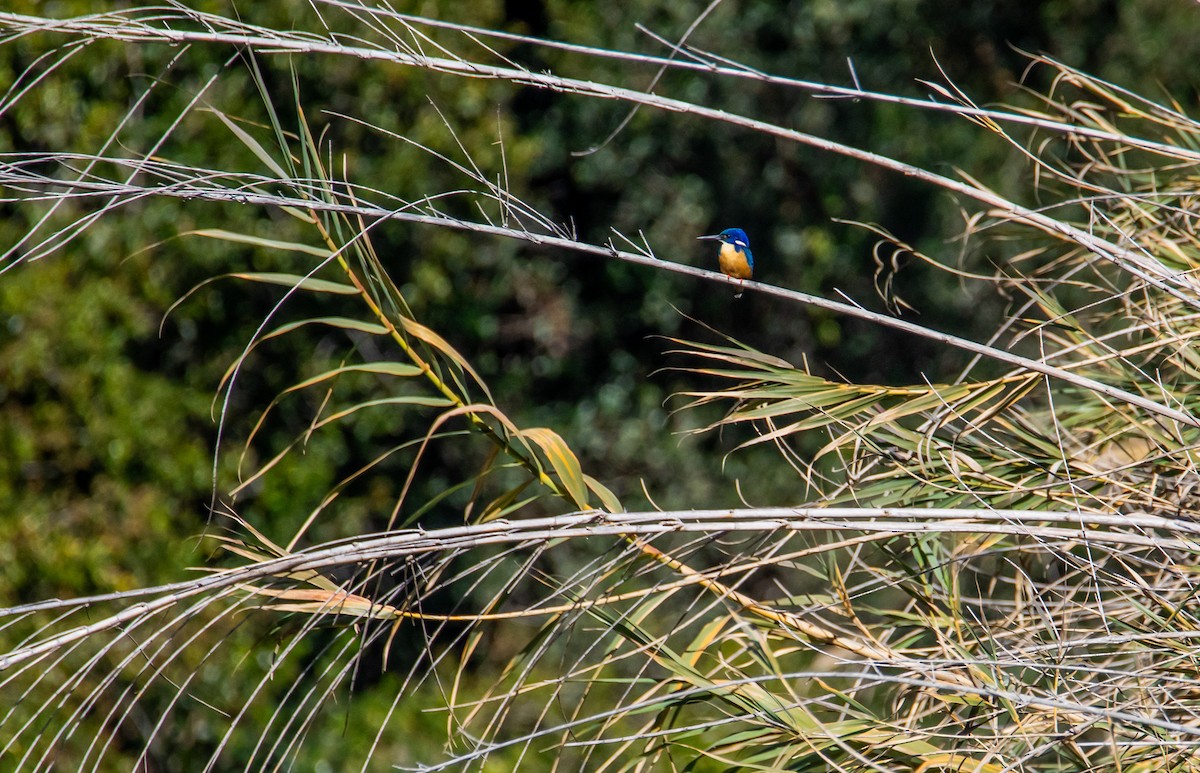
[205,106,291,179]
[188,229,331,258]
[317,395,455,425]
[520,427,589,508]
[227,272,359,295]
[262,317,390,340]
[584,474,622,513]
[398,315,492,400]
[286,362,425,393]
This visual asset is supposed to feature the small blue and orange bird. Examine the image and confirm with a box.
[697,227,754,298]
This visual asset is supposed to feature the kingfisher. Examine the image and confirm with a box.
[697,227,753,298]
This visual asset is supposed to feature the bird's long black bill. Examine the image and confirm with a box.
[696,234,724,241]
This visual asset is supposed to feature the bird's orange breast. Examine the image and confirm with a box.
[718,243,753,279]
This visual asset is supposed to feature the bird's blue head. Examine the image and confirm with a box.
[718,228,749,248]
[698,227,753,267]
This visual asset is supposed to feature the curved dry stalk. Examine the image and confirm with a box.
[3,505,1197,666]
[5,505,1200,769]
[3,8,1196,308]
[1,157,1191,428]
[310,3,1200,165]
[2,8,1196,433]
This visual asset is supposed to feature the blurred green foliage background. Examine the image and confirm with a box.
[2,0,1198,768]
